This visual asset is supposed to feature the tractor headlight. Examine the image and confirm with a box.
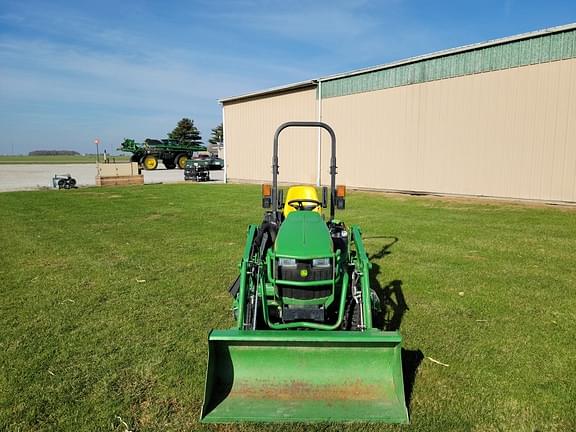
[312,258,331,267]
[278,258,297,267]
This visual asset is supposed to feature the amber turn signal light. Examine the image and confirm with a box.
[262,184,272,209]
[262,184,272,197]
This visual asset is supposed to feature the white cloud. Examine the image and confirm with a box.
[0,0,452,154]
[0,31,313,153]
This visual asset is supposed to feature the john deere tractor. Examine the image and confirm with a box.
[201,122,408,423]
[118,138,206,170]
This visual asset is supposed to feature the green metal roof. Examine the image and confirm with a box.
[321,25,576,98]
[220,23,576,103]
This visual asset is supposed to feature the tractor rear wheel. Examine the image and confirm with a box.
[175,153,188,169]
[163,160,176,169]
[142,155,158,170]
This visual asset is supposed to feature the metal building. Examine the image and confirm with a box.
[221,24,576,203]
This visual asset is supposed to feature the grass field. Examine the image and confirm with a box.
[1,184,575,432]
[0,155,129,164]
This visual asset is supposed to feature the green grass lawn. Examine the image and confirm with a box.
[0,155,129,164]
[1,184,575,431]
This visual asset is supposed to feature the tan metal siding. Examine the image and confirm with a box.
[320,58,576,202]
[224,88,317,184]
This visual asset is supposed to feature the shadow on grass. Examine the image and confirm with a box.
[365,235,398,260]
[402,348,424,415]
[367,236,424,414]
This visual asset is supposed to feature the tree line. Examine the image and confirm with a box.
[29,150,80,156]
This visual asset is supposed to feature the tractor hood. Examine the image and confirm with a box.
[274,211,333,258]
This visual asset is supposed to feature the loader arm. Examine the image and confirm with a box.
[351,225,374,329]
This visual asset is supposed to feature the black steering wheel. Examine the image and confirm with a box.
[287,199,322,211]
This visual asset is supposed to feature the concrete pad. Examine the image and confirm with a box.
[0,163,224,192]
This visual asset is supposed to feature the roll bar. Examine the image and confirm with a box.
[272,121,337,220]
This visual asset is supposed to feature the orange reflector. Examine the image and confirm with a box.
[336,185,346,197]
[262,184,272,197]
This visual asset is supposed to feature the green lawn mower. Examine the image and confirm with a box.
[201,122,408,423]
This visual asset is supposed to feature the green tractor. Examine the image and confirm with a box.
[201,122,408,423]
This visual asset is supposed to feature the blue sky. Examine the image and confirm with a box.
[1,0,575,155]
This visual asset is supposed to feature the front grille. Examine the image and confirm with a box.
[276,258,333,300]
[278,285,331,300]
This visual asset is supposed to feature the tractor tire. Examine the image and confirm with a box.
[175,153,188,169]
[142,155,158,170]
[57,179,66,189]
[341,297,361,331]
[68,178,77,188]
[341,289,381,331]
[163,160,176,169]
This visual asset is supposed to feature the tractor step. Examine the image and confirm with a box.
[201,330,409,423]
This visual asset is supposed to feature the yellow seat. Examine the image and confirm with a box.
[283,186,322,218]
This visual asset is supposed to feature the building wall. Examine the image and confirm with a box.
[224,58,576,203]
[224,87,318,185]
[321,58,576,202]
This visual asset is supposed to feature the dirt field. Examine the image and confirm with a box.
[0,163,224,192]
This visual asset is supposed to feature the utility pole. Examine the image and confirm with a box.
[94,138,100,163]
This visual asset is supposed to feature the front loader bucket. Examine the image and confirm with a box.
[201,330,409,423]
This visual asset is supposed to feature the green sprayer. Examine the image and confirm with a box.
[118,138,206,170]
[201,122,409,423]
